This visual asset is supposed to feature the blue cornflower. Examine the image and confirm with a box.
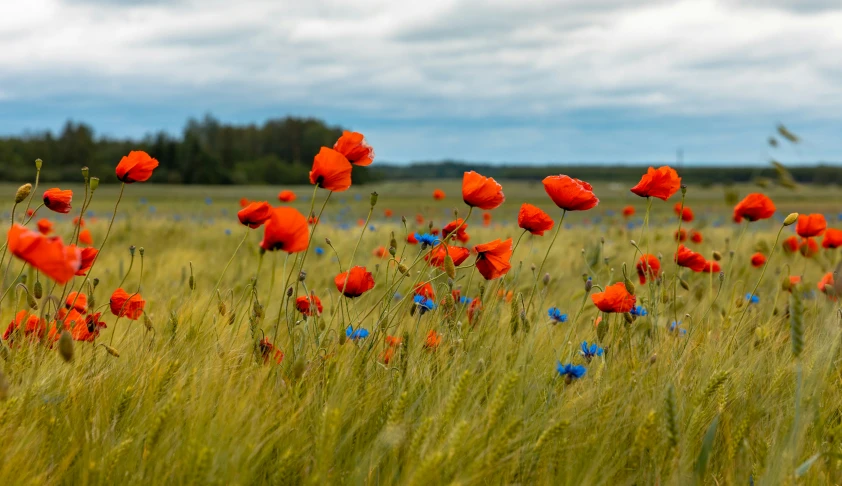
[346,325,369,340]
[580,341,604,361]
[414,295,437,315]
[339,223,351,230]
[626,222,635,230]
[630,305,648,317]
[369,225,376,231]
[547,307,568,323]
[139,198,147,205]
[148,206,156,213]
[745,293,759,304]
[354,194,362,201]
[314,247,325,256]
[205,197,213,205]
[669,321,688,335]
[556,362,587,382]
[86,210,95,218]
[224,229,232,236]
[459,296,473,305]
[393,292,402,300]
[415,233,439,246]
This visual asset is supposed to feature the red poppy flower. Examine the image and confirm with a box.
[674,229,687,242]
[467,298,482,325]
[674,245,706,272]
[43,188,72,214]
[65,291,87,313]
[433,189,446,200]
[72,313,107,342]
[799,237,818,258]
[278,190,296,202]
[416,214,425,224]
[295,293,323,317]
[384,209,394,218]
[76,247,98,276]
[750,253,766,268]
[630,166,681,200]
[689,230,703,243]
[733,193,775,223]
[518,203,554,235]
[636,254,661,284]
[259,338,284,364]
[462,171,505,210]
[822,228,842,249]
[482,212,492,227]
[796,213,826,238]
[474,238,513,280]
[407,233,418,244]
[385,335,403,347]
[238,201,272,229]
[542,175,599,211]
[818,272,835,297]
[109,288,145,320]
[424,329,442,349]
[442,219,470,243]
[373,246,387,258]
[239,198,249,208]
[622,205,635,218]
[782,236,799,253]
[37,219,52,235]
[426,244,470,268]
[308,216,319,225]
[7,224,81,284]
[673,203,693,222]
[79,229,93,246]
[784,275,801,292]
[116,150,159,183]
[702,260,721,273]
[591,282,636,313]
[380,347,396,364]
[309,147,352,192]
[414,282,436,300]
[73,216,85,227]
[335,266,375,297]
[260,207,309,253]
[3,310,47,342]
[333,131,374,166]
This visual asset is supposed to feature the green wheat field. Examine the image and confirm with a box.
[1,176,841,486]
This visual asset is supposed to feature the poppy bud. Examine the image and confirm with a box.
[218,300,226,316]
[398,262,410,275]
[58,330,74,362]
[401,216,407,224]
[33,280,43,299]
[298,271,306,282]
[390,233,397,250]
[139,247,145,257]
[339,332,347,346]
[649,353,657,364]
[543,273,550,286]
[389,246,396,257]
[188,276,195,290]
[93,278,100,288]
[228,313,236,325]
[370,192,378,207]
[680,185,687,194]
[89,177,99,192]
[325,237,332,246]
[129,246,136,256]
[102,345,120,357]
[585,278,593,292]
[252,302,264,320]
[624,278,635,295]
[81,166,89,181]
[600,237,605,244]
[679,278,689,291]
[783,212,798,226]
[719,272,725,282]
[35,158,42,170]
[530,263,536,272]
[712,251,722,261]
[444,254,457,279]
[15,183,31,204]
[624,312,633,324]
[630,239,637,246]
[26,292,37,310]
[286,287,293,297]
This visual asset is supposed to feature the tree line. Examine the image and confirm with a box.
[1,116,839,185]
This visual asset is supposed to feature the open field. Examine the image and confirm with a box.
[1,177,842,485]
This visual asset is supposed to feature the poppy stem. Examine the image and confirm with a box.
[671,191,687,326]
[293,187,331,299]
[0,202,18,289]
[734,221,787,329]
[525,210,566,317]
[339,200,375,298]
[198,228,249,327]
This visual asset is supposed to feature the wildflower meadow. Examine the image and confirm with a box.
[1,133,841,485]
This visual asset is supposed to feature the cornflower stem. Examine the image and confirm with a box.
[198,228,249,326]
[525,210,566,316]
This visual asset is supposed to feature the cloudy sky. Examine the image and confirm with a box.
[1,0,840,164]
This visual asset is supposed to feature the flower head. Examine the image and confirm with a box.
[116,151,159,183]
[591,282,636,313]
[556,362,587,382]
[333,131,374,166]
[7,224,81,284]
[517,203,554,235]
[109,288,145,320]
[733,193,775,223]
[433,189,446,200]
[547,307,568,323]
[822,228,842,249]
[542,175,598,211]
[43,188,72,214]
[630,166,681,200]
[580,341,604,361]
[295,293,323,317]
[750,253,766,268]
[415,232,439,247]
[675,245,706,272]
[442,219,470,243]
[622,205,635,217]
[782,235,799,253]
[335,266,375,298]
[674,203,694,222]
[278,190,296,202]
[425,244,470,268]
[309,147,352,192]
[424,329,442,349]
[796,213,826,238]
[474,238,513,280]
[346,325,370,340]
[37,218,52,235]
[413,294,437,315]
[630,305,648,317]
[745,293,759,304]
[636,254,660,284]
[238,201,273,229]
[462,171,504,210]
[260,207,309,253]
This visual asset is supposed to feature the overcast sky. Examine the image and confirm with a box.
[1,0,840,164]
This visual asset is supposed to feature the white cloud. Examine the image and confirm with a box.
[0,0,840,161]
